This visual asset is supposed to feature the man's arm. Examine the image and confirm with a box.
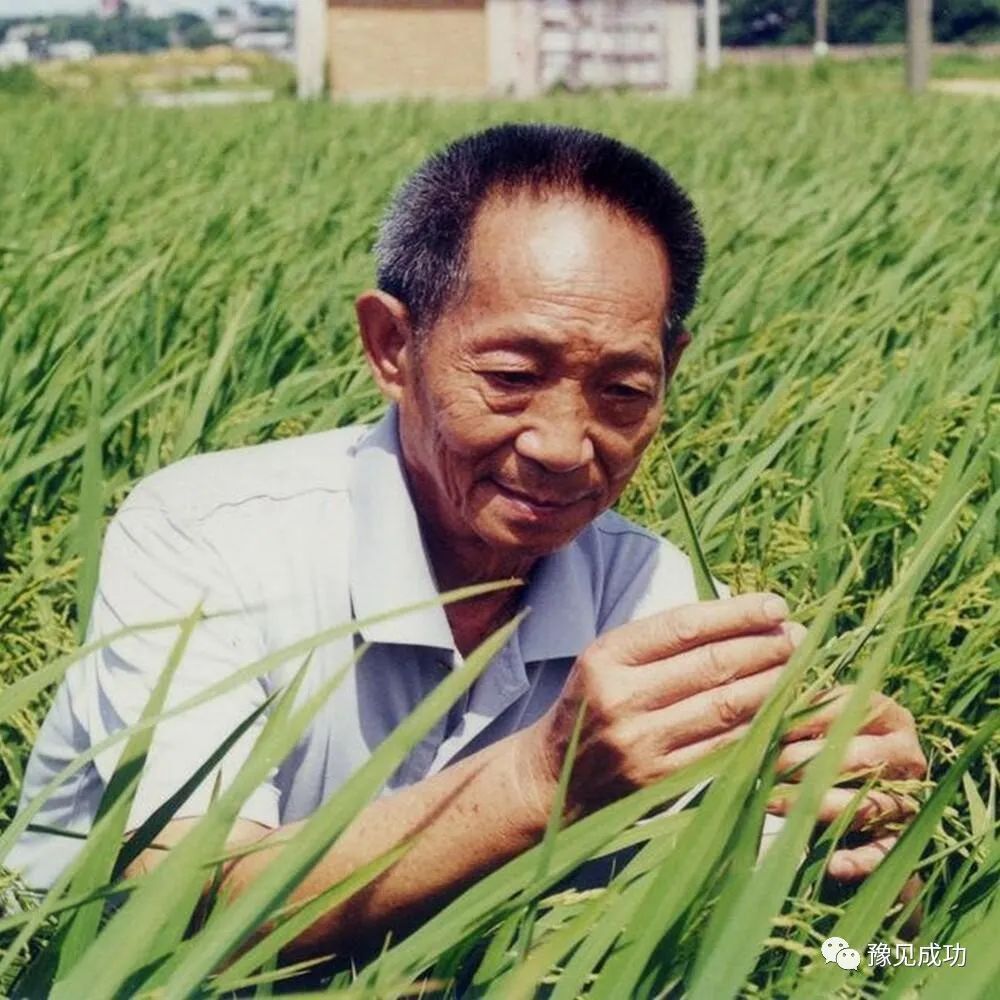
[126,726,551,960]
[125,592,799,961]
[122,587,925,966]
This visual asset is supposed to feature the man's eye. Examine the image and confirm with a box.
[484,371,537,388]
[605,384,650,400]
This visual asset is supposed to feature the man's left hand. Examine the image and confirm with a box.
[769,686,927,881]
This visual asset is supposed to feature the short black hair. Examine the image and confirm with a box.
[374,123,706,344]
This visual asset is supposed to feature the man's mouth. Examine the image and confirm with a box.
[490,479,593,511]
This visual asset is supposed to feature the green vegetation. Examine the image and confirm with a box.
[27,49,295,104]
[0,64,51,98]
[700,50,1000,98]
[0,71,997,997]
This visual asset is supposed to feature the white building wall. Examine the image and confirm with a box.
[319,0,697,101]
[488,0,698,98]
[662,0,698,96]
[49,40,96,61]
[296,0,327,99]
[486,0,517,95]
[0,40,30,68]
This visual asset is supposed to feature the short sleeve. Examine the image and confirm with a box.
[78,495,280,833]
[624,539,731,623]
[596,523,731,636]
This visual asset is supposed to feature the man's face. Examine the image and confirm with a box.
[397,190,673,564]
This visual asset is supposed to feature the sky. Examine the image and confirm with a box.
[1,0,291,16]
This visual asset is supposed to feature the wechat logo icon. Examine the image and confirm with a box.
[821,936,862,971]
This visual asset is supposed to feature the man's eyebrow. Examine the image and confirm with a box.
[474,330,664,374]
[601,349,665,376]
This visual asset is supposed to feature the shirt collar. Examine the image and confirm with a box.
[347,404,597,663]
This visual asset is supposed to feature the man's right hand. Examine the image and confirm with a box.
[518,593,805,821]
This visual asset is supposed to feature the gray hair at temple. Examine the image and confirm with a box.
[374,122,706,349]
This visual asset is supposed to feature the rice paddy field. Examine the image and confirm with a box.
[0,63,998,998]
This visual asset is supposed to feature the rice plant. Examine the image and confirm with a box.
[1,70,997,997]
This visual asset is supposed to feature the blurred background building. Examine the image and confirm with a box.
[297,0,698,101]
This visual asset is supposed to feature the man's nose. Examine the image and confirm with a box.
[514,391,595,473]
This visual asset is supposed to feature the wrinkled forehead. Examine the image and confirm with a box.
[458,188,672,327]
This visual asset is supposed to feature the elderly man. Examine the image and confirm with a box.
[11,124,924,958]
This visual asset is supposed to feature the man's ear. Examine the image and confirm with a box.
[355,290,415,402]
[664,328,692,385]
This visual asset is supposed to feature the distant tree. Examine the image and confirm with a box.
[718,0,1000,45]
[21,12,167,53]
[181,22,216,49]
[44,15,86,46]
[0,64,53,97]
[171,11,205,34]
[718,2,812,44]
[934,0,1000,41]
[828,1,907,43]
[170,11,215,49]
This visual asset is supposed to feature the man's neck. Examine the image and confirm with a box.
[418,516,535,657]
[422,524,535,592]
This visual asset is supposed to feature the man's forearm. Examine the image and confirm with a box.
[220,729,553,960]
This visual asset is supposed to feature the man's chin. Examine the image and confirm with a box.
[481,518,586,558]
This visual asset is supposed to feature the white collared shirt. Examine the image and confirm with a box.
[10,405,710,889]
